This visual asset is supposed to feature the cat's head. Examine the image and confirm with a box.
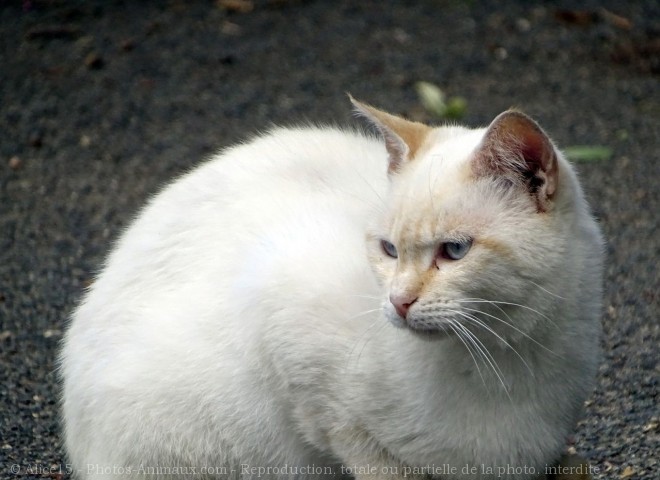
[352,97,579,345]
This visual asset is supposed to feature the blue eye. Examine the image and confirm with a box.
[381,240,398,258]
[442,239,473,260]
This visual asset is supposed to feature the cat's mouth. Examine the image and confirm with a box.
[407,327,453,341]
[386,302,469,339]
[404,318,456,340]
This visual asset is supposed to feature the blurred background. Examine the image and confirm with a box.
[1,1,658,479]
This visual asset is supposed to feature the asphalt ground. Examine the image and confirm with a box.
[1,1,658,479]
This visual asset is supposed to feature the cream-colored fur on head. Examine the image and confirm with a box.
[61,101,603,480]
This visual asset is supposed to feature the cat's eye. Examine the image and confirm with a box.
[441,239,473,261]
[380,240,398,258]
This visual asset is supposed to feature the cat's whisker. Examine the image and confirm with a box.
[463,298,517,331]
[341,294,381,300]
[448,311,507,381]
[347,308,382,320]
[343,306,386,370]
[454,298,560,329]
[326,183,387,215]
[451,320,512,401]
[427,157,438,215]
[344,319,379,371]
[352,169,388,209]
[459,305,557,357]
[455,298,527,339]
[447,317,506,386]
[450,309,535,377]
[526,280,566,300]
[352,320,390,368]
[344,309,391,370]
[446,319,488,392]
[431,160,442,198]
[458,298,556,325]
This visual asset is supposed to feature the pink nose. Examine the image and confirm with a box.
[390,293,418,319]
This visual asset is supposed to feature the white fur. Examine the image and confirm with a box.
[61,122,603,480]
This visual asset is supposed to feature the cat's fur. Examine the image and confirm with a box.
[61,99,603,480]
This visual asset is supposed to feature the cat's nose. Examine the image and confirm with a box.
[390,293,418,319]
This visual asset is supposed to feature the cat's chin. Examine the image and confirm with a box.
[405,324,455,341]
[386,311,455,340]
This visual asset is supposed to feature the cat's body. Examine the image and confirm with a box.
[61,101,603,480]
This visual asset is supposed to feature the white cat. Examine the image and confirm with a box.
[60,98,603,480]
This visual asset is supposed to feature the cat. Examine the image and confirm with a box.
[60,97,604,480]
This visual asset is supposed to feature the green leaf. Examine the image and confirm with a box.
[564,145,613,162]
[415,81,467,120]
[444,97,467,120]
[415,81,446,118]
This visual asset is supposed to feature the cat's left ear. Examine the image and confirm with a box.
[349,95,431,174]
[474,110,558,212]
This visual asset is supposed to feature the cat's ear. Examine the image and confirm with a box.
[474,110,558,212]
[349,95,431,174]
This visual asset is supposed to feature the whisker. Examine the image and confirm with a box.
[451,309,535,377]
[347,308,382,320]
[449,319,508,393]
[345,318,379,371]
[427,157,437,215]
[453,321,512,401]
[447,319,488,391]
[454,298,559,329]
[526,280,566,300]
[459,305,557,356]
[352,169,388,209]
[344,303,390,371]
[341,294,381,300]
[353,320,389,367]
[449,312,507,380]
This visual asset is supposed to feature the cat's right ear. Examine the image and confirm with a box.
[473,110,559,213]
[349,95,431,174]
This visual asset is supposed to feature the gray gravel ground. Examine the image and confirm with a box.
[1,1,658,479]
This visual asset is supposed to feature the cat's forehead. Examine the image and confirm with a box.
[391,127,486,202]
[425,127,486,167]
[387,127,504,244]
[390,184,484,244]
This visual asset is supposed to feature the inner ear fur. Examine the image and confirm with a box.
[473,110,558,212]
[349,95,431,174]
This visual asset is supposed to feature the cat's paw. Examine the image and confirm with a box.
[545,453,592,480]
